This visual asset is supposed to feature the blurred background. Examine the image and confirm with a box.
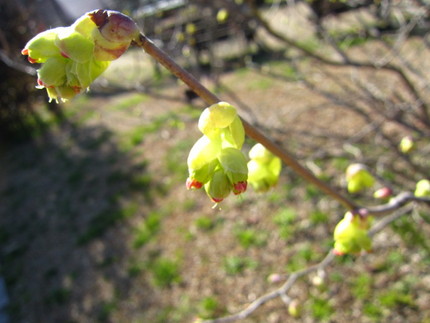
[1,0,430,322]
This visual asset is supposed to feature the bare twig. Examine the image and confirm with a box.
[245,1,430,128]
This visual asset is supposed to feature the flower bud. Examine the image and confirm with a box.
[267,273,283,284]
[218,147,248,194]
[71,14,98,37]
[414,179,430,198]
[89,10,139,61]
[333,212,372,255]
[198,102,237,139]
[345,163,375,194]
[288,299,301,318]
[248,143,273,163]
[204,169,232,203]
[373,187,393,199]
[399,136,415,154]
[247,144,281,192]
[216,9,229,23]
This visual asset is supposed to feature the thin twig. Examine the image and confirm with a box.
[245,1,430,127]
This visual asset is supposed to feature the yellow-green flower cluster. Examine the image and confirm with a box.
[345,163,375,194]
[247,143,281,192]
[186,102,248,203]
[22,10,139,102]
[333,211,372,255]
[415,179,430,198]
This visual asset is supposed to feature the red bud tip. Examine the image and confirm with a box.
[72,86,82,94]
[333,249,345,256]
[28,56,38,64]
[211,197,224,203]
[21,48,29,55]
[61,51,70,59]
[186,178,203,190]
[233,181,247,195]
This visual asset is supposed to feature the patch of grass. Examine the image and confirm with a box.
[378,289,415,308]
[309,296,334,321]
[77,201,139,245]
[110,93,149,111]
[310,210,329,225]
[97,300,118,322]
[338,35,369,49]
[234,228,267,248]
[223,256,257,275]
[267,61,299,80]
[194,216,217,231]
[127,259,145,277]
[351,273,373,300]
[165,139,192,179]
[133,212,162,248]
[248,77,274,91]
[298,37,321,53]
[332,156,350,171]
[44,287,71,306]
[150,258,182,288]
[128,174,152,192]
[391,216,430,254]
[273,207,297,239]
[285,244,318,272]
[182,198,198,212]
[273,207,297,226]
[198,296,222,319]
[363,302,383,320]
[304,184,322,200]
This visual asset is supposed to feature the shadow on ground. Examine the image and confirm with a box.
[0,119,161,322]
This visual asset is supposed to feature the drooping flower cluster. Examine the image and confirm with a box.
[22,10,139,102]
[186,102,248,203]
[333,211,372,255]
[345,163,375,194]
[415,179,430,198]
[247,143,281,192]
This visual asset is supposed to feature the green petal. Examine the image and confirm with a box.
[56,27,94,63]
[72,14,97,37]
[24,28,62,62]
[187,136,221,171]
[198,102,237,135]
[38,57,68,87]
